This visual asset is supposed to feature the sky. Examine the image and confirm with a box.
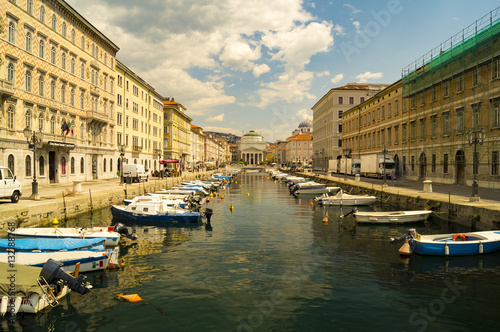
[66,0,500,142]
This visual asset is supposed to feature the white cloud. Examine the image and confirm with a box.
[317,70,330,77]
[202,126,243,136]
[332,24,346,36]
[295,109,312,121]
[253,64,271,77]
[344,3,361,15]
[219,38,261,71]
[331,73,344,84]
[206,113,225,122]
[356,71,384,83]
[352,21,361,30]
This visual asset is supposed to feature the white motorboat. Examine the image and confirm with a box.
[8,225,129,247]
[315,189,378,206]
[354,210,432,223]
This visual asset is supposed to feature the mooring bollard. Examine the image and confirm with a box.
[423,180,432,193]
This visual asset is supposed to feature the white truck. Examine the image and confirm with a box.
[360,154,395,178]
[339,158,361,175]
[123,164,148,183]
[0,166,22,203]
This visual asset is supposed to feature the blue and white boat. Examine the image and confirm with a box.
[123,195,187,208]
[0,238,117,272]
[391,229,500,256]
[111,199,202,224]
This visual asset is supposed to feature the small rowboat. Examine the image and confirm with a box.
[391,229,500,256]
[354,210,432,223]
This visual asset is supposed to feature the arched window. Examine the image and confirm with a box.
[7,63,15,83]
[91,43,95,57]
[27,0,33,15]
[51,14,56,30]
[8,155,15,174]
[103,158,107,172]
[61,22,67,38]
[70,88,75,106]
[7,106,14,129]
[38,112,44,131]
[61,84,66,103]
[80,91,85,109]
[81,35,85,49]
[50,116,55,134]
[38,74,45,95]
[39,39,45,58]
[95,45,99,58]
[61,52,66,70]
[8,21,16,44]
[39,156,45,176]
[70,57,75,74]
[71,157,75,174]
[80,157,84,173]
[71,29,75,43]
[39,6,45,23]
[25,31,32,52]
[25,155,32,177]
[50,80,56,99]
[104,53,107,65]
[80,123,85,140]
[25,69,32,92]
[50,46,56,64]
[25,110,32,130]
[61,157,66,175]
[134,159,137,164]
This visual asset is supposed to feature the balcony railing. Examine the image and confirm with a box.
[86,110,112,124]
[0,79,14,96]
[133,146,142,152]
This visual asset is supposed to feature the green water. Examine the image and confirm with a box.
[4,174,500,331]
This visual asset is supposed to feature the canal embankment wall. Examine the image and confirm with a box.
[0,171,216,232]
[298,172,500,230]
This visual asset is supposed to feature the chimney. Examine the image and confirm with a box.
[171,97,175,102]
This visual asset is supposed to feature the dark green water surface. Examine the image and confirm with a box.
[6,174,500,332]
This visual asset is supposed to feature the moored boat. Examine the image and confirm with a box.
[315,189,378,206]
[354,210,432,223]
[111,199,203,224]
[391,228,500,256]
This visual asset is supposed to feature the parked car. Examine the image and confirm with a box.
[0,166,22,203]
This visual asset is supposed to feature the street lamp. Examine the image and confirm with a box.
[466,128,486,200]
[23,126,44,200]
[119,144,126,184]
[343,148,352,181]
[381,144,388,186]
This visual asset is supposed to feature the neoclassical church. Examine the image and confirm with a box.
[238,130,267,164]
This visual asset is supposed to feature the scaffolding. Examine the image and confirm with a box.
[400,6,500,190]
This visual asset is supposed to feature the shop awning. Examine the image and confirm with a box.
[160,159,179,164]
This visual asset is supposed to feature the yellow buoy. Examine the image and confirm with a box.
[52,217,59,225]
[210,192,213,198]
[117,293,143,303]
[235,180,237,184]
[229,204,234,212]
[246,193,250,196]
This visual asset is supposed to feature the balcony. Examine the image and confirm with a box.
[133,146,143,152]
[86,110,114,125]
[0,79,14,97]
[90,86,100,96]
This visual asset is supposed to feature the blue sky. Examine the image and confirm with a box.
[67,0,500,142]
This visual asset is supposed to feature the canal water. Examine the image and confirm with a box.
[5,173,500,331]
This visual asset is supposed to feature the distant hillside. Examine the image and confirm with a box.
[204,131,241,144]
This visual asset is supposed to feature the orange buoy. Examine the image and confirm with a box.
[452,234,466,241]
[310,200,314,207]
[117,293,143,303]
[399,240,412,256]
[322,216,329,223]
[220,195,224,200]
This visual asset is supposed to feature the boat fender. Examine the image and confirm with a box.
[479,241,483,254]
[452,234,466,241]
[117,293,143,303]
[0,296,7,316]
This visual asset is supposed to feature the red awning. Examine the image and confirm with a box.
[160,159,179,164]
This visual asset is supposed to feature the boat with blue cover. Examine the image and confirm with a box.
[391,229,500,256]
[111,199,203,224]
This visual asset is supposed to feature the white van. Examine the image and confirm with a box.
[122,164,148,183]
[0,166,22,203]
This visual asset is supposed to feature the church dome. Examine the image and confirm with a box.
[244,130,261,137]
[298,120,312,128]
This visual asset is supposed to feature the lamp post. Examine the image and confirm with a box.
[343,148,352,181]
[23,127,44,200]
[119,144,125,184]
[381,144,388,186]
[466,129,486,200]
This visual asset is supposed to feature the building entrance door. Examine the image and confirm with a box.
[419,153,427,180]
[49,151,56,183]
[455,150,465,184]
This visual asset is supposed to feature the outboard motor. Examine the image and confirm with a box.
[114,223,138,240]
[39,259,90,295]
[203,208,214,223]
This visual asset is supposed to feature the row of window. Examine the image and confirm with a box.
[7,3,113,68]
[400,152,499,176]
